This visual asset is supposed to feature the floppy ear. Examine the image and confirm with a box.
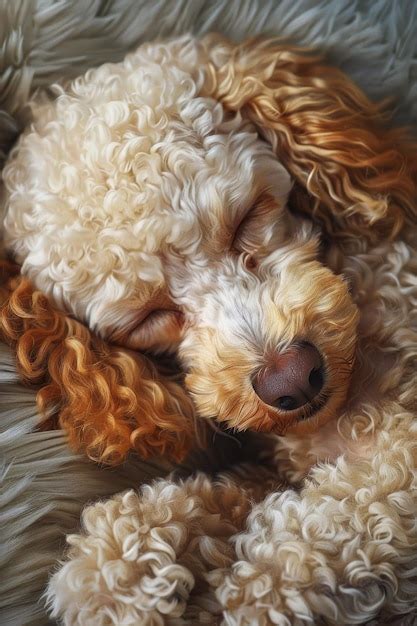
[0,262,194,465]
[205,37,417,242]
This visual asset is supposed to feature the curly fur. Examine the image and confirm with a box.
[4,34,415,461]
[0,267,195,464]
[1,33,417,622]
[47,405,417,625]
[206,37,417,241]
[46,467,282,625]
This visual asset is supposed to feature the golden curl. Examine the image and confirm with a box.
[203,36,417,242]
[0,262,194,465]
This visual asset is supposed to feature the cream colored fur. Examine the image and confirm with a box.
[2,35,358,438]
[2,34,417,624]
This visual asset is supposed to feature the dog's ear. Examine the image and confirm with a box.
[0,264,194,465]
[205,37,417,242]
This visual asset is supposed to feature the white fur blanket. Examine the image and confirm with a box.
[1,1,417,624]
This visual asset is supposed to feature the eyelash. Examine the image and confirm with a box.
[232,210,254,248]
[231,193,277,255]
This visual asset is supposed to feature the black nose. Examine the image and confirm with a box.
[253,343,325,411]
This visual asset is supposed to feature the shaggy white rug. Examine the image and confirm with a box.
[1,1,417,624]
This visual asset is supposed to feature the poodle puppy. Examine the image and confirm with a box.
[2,34,417,624]
[2,35,416,467]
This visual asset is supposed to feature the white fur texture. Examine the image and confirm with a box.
[46,469,282,626]
[2,37,291,335]
[39,187,417,626]
[36,33,417,625]
[1,2,417,625]
[2,35,358,436]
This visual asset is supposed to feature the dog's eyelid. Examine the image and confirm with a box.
[231,192,278,252]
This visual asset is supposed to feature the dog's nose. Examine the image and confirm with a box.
[253,343,324,411]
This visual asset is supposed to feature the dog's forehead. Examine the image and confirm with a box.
[24,44,289,250]
[3,37,290,329]
[114,96,290,256]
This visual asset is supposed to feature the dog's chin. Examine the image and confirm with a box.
[282,396,343,436]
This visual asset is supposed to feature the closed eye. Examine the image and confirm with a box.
[232,192,280,254]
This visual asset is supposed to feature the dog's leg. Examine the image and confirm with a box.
[46,468,281,625]
[212,404,417,624]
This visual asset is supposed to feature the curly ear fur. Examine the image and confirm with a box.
[205,37,417,242]
[0,262,194,465]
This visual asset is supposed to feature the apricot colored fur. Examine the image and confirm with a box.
[0,263,194,464]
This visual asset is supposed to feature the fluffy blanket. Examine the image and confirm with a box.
[1,1,417,624]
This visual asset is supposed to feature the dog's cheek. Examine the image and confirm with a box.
[181,341,254,424]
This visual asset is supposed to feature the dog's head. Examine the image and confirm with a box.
[2,35,415,461]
